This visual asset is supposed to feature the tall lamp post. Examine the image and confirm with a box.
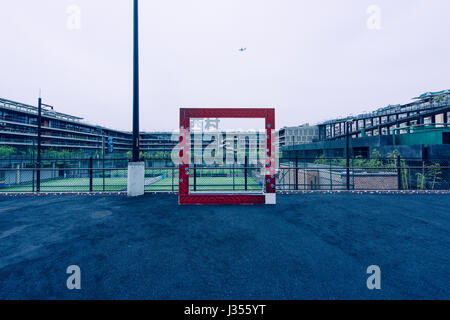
[132,0,140,162]
[127,0,145,196]
[36,97,42,192]
[36,96,54,192]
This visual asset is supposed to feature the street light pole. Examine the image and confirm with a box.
[345,120,352,190]
[127,0,145,196]
[132,0,140,162]
[36,95,53,193]
[36,97,42,192]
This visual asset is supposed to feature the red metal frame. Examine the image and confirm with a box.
[179,108,276,205]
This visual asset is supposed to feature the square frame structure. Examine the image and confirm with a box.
[179,108,276,205]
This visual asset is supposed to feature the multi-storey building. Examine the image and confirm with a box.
[282,90,450,159]
[0,97,133,155]
[0,97,270,159]
[317,90,450,141]
[279,124,319,147]
[140,132,177,154]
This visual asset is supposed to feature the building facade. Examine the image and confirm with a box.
[282,90,450,159]
[279,124,319,147]
[318,90,450,141]
[0,97,179,156]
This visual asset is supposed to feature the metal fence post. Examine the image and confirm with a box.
[346,159,352,190]
[89,157,93,192]
[295,156,299,190]
[32,164,35,193]
[397,155,402,190]
[346,122,351,190]
[303,160,306,190]
[330,159,333,190]
[36,163,41,192]
[193,163,197,191]
[233,164,235,191]
[244,155,248,191]
[102,157,105,191]
[172,167,175,192]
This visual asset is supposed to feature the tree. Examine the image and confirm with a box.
[416,172,426,190]
[368,149,383,168]
[427,163,443,190]
[0,146,17,157]
[434,94,445,104]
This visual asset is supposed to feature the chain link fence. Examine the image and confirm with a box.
[189,165,265,192]
[0,158,129,192]
[1,156,449,192]
[278,157,450,191]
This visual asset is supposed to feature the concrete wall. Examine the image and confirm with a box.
[427,145,450,159]
[279,163,347,190]
[351,173,398,190]
[376,145,423,159]
[4,168,55,185]
[279,163,398,190]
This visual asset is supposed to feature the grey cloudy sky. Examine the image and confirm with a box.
[0,0,449,131]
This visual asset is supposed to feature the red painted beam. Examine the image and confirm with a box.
[181,108,274,119]
[179,195,266,205]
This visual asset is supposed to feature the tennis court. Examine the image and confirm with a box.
[0,175,263,192]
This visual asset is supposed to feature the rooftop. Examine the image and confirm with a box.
[0,97,83,122]
[321,90,450,125]
[0,97,174,136]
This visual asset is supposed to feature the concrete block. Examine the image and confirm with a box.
[127,162,145,197]
[265,193,276,205]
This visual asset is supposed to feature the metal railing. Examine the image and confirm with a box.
[392,123,450,135]
[190,165,265,192]
[277,157,450,191]
[1,157,449,193]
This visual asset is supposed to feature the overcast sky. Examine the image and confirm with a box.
[0,0,449,131]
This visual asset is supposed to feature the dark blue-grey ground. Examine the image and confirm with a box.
[0,194,449,300]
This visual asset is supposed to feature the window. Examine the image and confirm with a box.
[4,112,27,124]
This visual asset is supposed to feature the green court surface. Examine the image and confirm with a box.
[0,178,128,192]
[0,175,263,192]
[145,176,262,191]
